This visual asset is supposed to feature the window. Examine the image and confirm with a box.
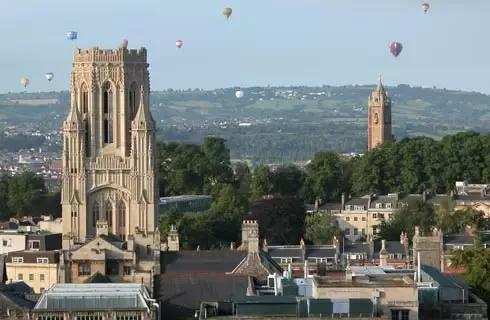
[93,202,100,227]
[29,274,34,281]
[280,257,293,264]
[376,203,383,209]
[354,217,358,221]
[362,217,366,221]
[29,240,40,250]
[345,229,350,235]
[12,257,23,263]
[72,211,77,218]
[40,287,45,292]
[354,228,358,236]
[123,266,132,276]
[106,260,119,276]
[386,203,392,209]
[105,201,113,227]
[389,214,393,220]
[118,201,126,228]
[146,245,151,255]
[391,310,409,320]
[372,213,377,218]
[129,82,139,120]
[103,82,113,144]
[345,217,350,221]
[81,83,89,114]
[18,273,23,280]
[362,228,366,235]
[401,310,409,320]
[78,263,91,276]
[37,257,49,264]
[40,274,45,281]
[378,213,385,219]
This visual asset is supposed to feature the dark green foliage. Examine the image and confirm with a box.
[305,152,347,202]
[305,213,341,245]
[377,201,436,242]
[248,197,306,245]
[351,132,489,195]
[0,172,47,218]
[250,165,274,200]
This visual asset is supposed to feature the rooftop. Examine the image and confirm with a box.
[34,283,154,312]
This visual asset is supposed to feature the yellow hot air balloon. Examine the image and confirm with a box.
[20,77,29,88]
[223,7,232,19]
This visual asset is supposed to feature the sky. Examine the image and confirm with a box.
[0,0,489,93]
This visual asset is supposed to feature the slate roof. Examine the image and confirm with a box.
[83,271,112,284]
[268,247,302,258]
[157,274,248,320]
[343,243,370,254]
[421,265,467,290]
[161,250,247,274]
[306,248,337,258]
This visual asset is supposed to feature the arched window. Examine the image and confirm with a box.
[83,119,90,157]
[105,201,113,227]
[129,83,138,121]
[92,202,100,227]
[118,201,126,228]
[81,83,88,114]
[103,83,113,144]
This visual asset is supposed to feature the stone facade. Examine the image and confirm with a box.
[60,47,160,286]
[61,47,158,244]
[368,80,392,150]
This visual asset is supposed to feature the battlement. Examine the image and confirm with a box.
[243,220,258,225]
[73,47,147,64]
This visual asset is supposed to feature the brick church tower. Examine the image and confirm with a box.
[367,79,392,150]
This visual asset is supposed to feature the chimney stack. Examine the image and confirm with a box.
[341,193,346,209]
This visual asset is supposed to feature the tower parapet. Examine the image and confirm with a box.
[73,47,147,64]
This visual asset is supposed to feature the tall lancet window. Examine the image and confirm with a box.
[129,82,138,121]
[103,82,113,144]
[105,201,113,227]
[118,201,126,228]
[81,84,90,156]
[92,202,100,227]
[81,83,89,114]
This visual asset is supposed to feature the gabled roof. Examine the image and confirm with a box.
[83,271,112,284]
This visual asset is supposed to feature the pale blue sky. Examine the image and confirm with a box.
[0,0,489,93]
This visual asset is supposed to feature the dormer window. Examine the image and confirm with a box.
[376,203,383,209]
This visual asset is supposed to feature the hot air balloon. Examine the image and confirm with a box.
[176,40,184,49]
[422,3,430,13]
[223,7,233,19]
[235,90,244,99]
[120,39,129,49]
[66,31,78,40]
[389,42,403,58]
[45,73,54,82]
[20,77,29,88]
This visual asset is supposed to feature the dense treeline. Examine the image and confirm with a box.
[157,132,489,249]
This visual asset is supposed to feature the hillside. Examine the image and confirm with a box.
[0,85,488,163]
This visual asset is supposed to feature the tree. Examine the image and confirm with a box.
[7,172,45,217]
[305,213,341,245]
[250,166,274,200]
[272,165,305,198]
[451,238,490,293]
[377,201,436,242]
[249,197,306,245]
[305,152,344,202]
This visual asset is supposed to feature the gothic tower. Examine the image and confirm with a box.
[61,47,158,246]
[368,80,392,150]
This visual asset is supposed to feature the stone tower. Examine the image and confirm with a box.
[61,47,158,246]
[368,80,392,150]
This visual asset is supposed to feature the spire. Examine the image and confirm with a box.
[66,99,81,124]
[374,75,386,97]
[134,85,150,125]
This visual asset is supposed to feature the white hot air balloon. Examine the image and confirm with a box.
[235,90,244,99]
[45,73,54,82]
[20,77,29,88]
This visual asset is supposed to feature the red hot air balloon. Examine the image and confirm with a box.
[422,3,430,13]
[176,40,184,49]
[389,42,403,58]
